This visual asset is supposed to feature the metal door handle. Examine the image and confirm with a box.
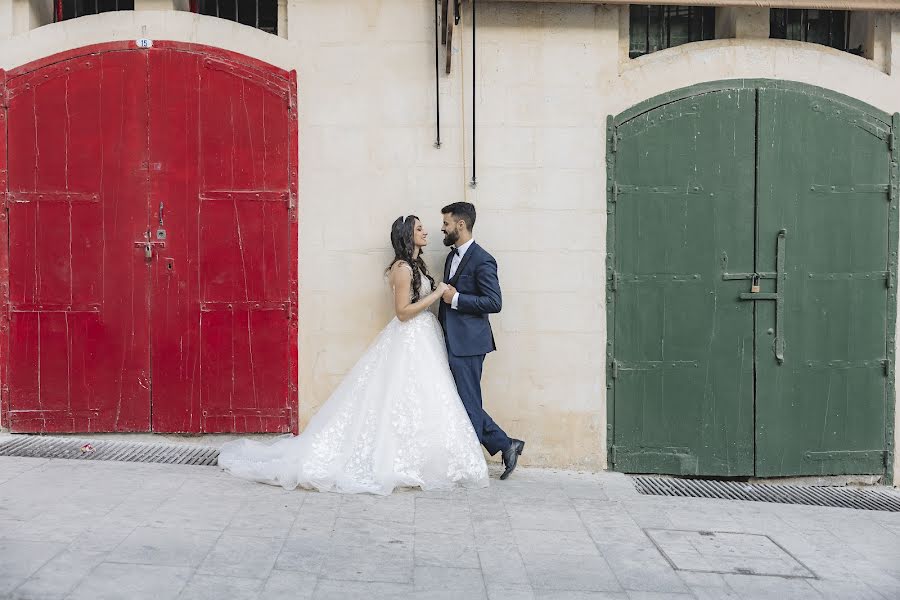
[774,229,786,364]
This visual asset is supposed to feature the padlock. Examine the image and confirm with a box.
[750,274,761,294]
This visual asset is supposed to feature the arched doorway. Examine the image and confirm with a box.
[607,80,895,479]
[0,42,298,434]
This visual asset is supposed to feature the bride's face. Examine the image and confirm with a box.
[413,219,428,248]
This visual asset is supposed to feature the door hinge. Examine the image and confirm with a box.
[609,445,617,465]
[611,360,619,379]
[883,359,892,377]
[610,182,618,203]
[890,132,895,152]
[609,270,619,292]
[887,270,893,289]
[610,131,618,153]
[891,162,898,203]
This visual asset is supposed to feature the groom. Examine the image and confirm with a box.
[438,202,525,480]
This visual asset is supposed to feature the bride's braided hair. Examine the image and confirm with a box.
[387,215,436,304]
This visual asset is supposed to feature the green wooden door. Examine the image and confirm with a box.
[754,88,892,476]
[610,82,895,478]
[610,89,757,476]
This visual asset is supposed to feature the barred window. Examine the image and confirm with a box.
[629,5,716,59]
[770,9,861,55]
[192,0,278,35]
[56,0,134,21]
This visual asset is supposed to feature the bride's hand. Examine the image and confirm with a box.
[435,282,449,298]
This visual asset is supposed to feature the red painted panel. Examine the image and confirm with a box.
[194,54,295,434]
[199,308,292,433]
[0,69,9,429]
[199,58,292,193]
[5,52,151,432]
[148,49,203,433]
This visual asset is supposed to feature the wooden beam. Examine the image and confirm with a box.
[445,0,455,74]
[446,20,454,74]
[481,0,900,10]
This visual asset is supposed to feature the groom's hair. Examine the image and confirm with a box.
[441,202,476,232]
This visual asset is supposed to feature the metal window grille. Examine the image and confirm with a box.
[629,5,716,59]
[55,0,134,21]
[191,0,278,35]
[770,9,860,55]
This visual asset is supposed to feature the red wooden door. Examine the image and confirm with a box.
[3,52,152,432]
[1,44,298,434]
[148,49,298,433]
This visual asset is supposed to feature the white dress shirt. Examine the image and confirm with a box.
[449,238,474,310]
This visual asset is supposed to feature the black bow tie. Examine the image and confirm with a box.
[451,247,459,257]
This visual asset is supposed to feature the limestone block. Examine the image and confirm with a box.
[378,81,433,127]
[478,209,604,252]
[480,41,541,87]
[497,291,601,334]
[371,0,432,43]
[307,44,369,86]
[302,84,374,127]
[287,0,370,44]
[499,250,606,293]
[536,126,603,170]
[502,85,602,129]
[135,0,174,11]
[479,126,536,168]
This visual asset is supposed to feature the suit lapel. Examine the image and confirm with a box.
[450,242,478,286]
[443,250,453,283]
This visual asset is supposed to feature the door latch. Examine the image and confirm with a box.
[156,202,166,240]
[135,235,166,261]
[737,230,787,364]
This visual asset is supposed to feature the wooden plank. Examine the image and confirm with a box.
[0,69,8,430]
[445,23,453,74]
[445,0,455,75]
[755,87,891,477]
[5,50,152,433]
[610,89,757,476]
[192,51,295,435]
[483,0,899,10]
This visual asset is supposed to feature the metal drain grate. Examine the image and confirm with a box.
[0,435,220,466]
[632,475,900,512]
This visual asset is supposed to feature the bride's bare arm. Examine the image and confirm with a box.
[391,262,447,322]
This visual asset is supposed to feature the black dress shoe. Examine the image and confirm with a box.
[500,439,525,480]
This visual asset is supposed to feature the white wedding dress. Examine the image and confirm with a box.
[218,267,489,495]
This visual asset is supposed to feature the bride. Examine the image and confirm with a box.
[218,215,489,495]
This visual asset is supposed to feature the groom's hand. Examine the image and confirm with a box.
[442,285,457,304]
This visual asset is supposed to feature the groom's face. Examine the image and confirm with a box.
[441,213,461,247]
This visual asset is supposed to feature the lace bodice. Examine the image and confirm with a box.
[393,262,432,300]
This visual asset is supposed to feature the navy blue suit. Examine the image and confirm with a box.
[438,242,511,456]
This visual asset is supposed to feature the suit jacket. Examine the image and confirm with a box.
[438,242,502,357]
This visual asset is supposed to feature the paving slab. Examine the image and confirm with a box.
[0,456,897,600]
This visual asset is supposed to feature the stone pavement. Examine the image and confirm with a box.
[0,456,898,600]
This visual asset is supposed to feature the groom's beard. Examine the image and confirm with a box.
[443,230,459,247]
